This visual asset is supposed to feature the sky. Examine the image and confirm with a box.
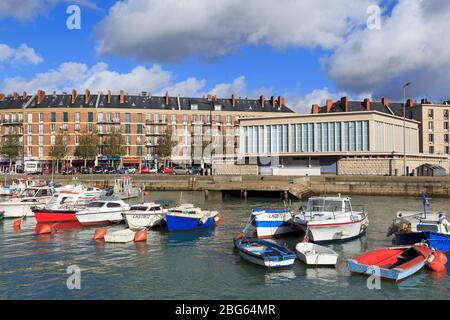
[0,0,450,113]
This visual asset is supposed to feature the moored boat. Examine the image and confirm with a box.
[165,204,219,231]
[387,192,450,252]
[111,177,140,200]
[292,195,369,243]
[347,244,432,281]
[75,200,129,226]
[295,242,338,266]
[250,208,300,239]
[1,186,56,218]
[33,192,95,223]
[235,237,296,268]
[124,202,167,230]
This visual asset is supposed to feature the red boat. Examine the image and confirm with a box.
[347,244,433,281]
[33,208,78,223]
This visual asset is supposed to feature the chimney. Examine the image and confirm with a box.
[71,89,77,104]
[119,90,125,104]
[311,104,319,114]
[363,98,371,111]
[52,91,56,97]
[381,97,389,107]
[37,90,45,104]
[22,91,27,100]
[270,96,275,107]
[107,90,112,104]
[326,99,333,113]
[406,99,413,108]
[260,95,265,109]
[85,89,91,104]
[165,91,169,105]
[341,96,349,112]
[231,94,236,108]
[278,96,285,109]
[207,94,212,101]
[421,98,429,104]
[12,92,18,100]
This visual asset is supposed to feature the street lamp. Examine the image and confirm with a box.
[403,82,412,176]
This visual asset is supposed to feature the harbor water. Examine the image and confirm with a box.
[0,192,449,300]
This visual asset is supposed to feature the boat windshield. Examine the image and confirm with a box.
[131,206,148,211]
[306,199,343,213]
[87,202,105,208]
[19,188,38,198]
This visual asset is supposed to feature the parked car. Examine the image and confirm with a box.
[80,167,90,174]
[105,167,116,174]
[116,168,127,174]
[93,166,104,174]
[126,167,136,174]
[162,167,175,174]
[173,166,189,175]
[187,166,202,175]
[141,166,151,174]
[62,167,74,175]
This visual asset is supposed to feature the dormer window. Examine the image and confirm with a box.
[214,105,222,111]
[191,104,198,110]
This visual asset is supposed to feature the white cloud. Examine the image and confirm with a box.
[0,43,43,66]
[0,0,98,21]
[0,62,251,100]
[326,0,450,100]
[95,0,375,62]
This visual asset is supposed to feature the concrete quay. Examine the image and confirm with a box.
[1,174,450,199]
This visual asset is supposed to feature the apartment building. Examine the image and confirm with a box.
[0,90,293,172]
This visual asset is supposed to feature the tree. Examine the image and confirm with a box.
[0,134,22,173]
[157,126,176,167]
[75,128,99,167]
[49,129,69,174]
[102,127,125,167]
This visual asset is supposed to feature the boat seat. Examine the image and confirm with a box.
[249,249,273,253]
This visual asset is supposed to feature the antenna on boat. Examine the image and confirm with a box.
[416,192,431,220]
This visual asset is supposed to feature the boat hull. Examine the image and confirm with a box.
[1,203,38,218]
[295,243,338,266]
[395,232,450,253]
[104,229,136,243]
[296,216,368,243]
[238,250,296,268]
[75,211,124,226]
[124,212,164,229]
[34,210,78,223]
[236,239,296,268]
[252,210,300,239]
[166,214,216,231]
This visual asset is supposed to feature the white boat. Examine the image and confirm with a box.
[75,199,129,226]
[124,203,167,230]
[54,184,106,198]
[0,179,29,196]
[0,186,56,218]
[104,229,136,243]
[292,195,369,243]
[250,208,299,239]
[295,242,338,266]
[165,204,219,231]
[111,177,140,200]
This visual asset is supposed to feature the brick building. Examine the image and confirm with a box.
[0,90,293,172]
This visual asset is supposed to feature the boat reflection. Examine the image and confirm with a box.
[264,269,296,285]
[166,228,215,246]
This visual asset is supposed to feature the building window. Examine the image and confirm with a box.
[51,124,56,133]
[28,113,32,123]
[215,115,221,124]
[445,134,449,144]
[75,123,80,131]
[182,114,188,124]
[75,112,80,122]
[125,113,131,123]
[39,124,44,134]
[27,124,32,134]
[97,112,103,122]
[428,121,434,131]
[444,110,449,120]
[429,134,434,144]
[226,115,232,125]
[125,124,131,134]
[429,146,434,154]
[154,114,159,123]
[445,122,449,131]
[27,135,32,145]
[137,146,142,156]
[446,146,450,154]
[171,114,176,124]
[88,112,93,122]
[50,135,55,145]
[51,112,56,122]
[428,109,434,119]
[137,124,142,134]
[38,135,43,145]
[137,113,142,123]
[39,113,44,123]
[162,114,166,124]
[63,112,68,122]
[75,135,80,145]
[27,147,32,157]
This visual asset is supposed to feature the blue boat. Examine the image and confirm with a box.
[387,192,450,252]
[235,237,296,268]
[165,204,220,232]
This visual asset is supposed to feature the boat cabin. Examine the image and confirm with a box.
[19,186,55,199]
[85,200,126,209]
[305,196,352,214]
[130,203,163,212]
